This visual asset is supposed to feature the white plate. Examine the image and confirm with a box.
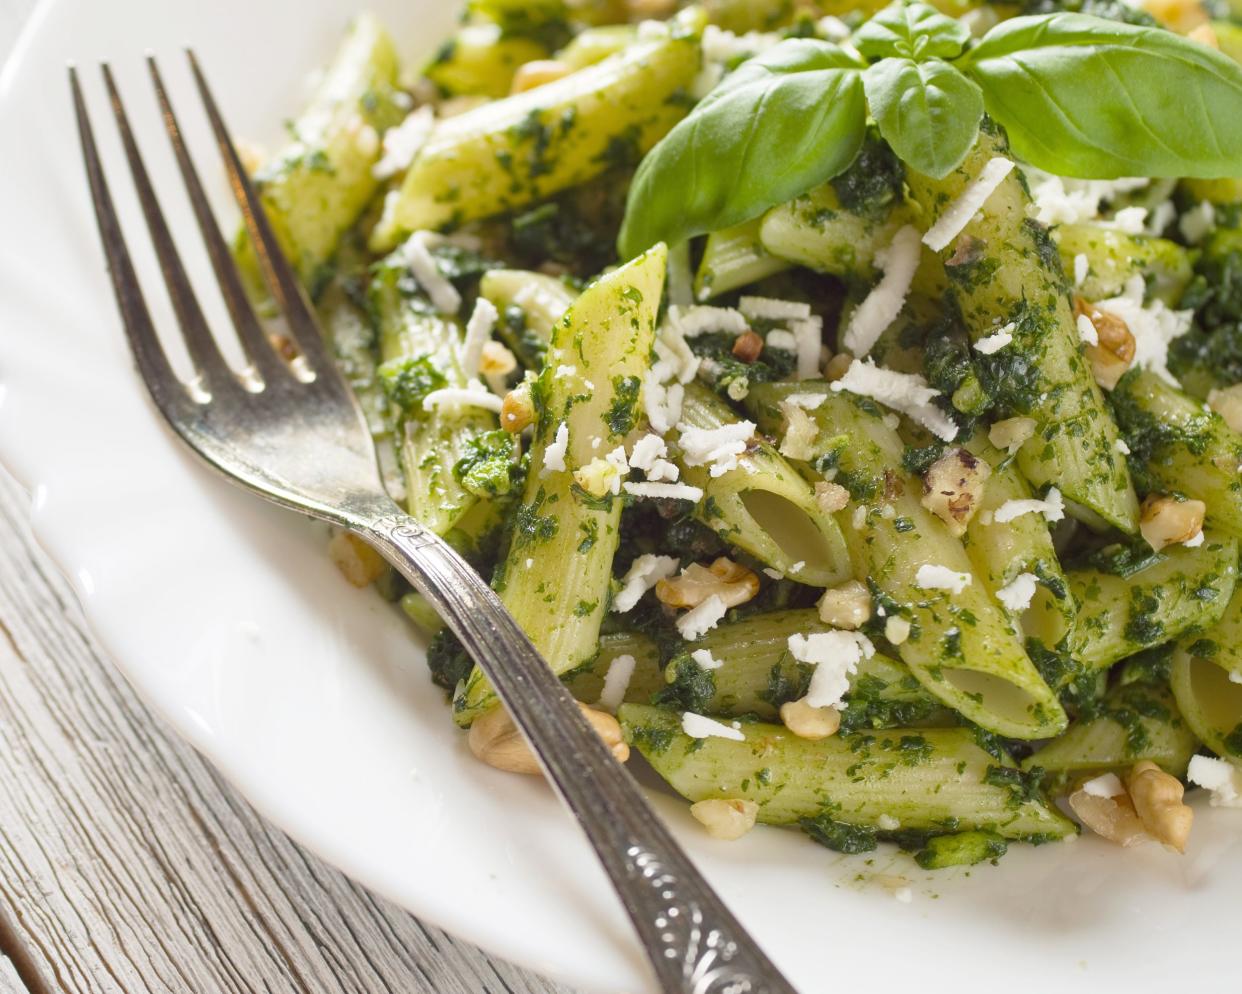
[2,2,1240,991]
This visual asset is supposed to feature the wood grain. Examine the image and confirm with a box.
[0,461,575,994]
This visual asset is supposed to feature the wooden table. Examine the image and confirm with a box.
[0,5,571,992]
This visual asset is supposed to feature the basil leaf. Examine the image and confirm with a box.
[854,0,972,62]
[863,57,983,178]
[617,40,866,258]
[961,13,1242,178]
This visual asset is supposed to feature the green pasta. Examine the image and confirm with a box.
[748,382,1067,740]
[454,245,666,725]
[905,127,1139,533]
[620,705,1075,842]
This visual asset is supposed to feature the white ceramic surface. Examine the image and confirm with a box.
[2,3,1240,992]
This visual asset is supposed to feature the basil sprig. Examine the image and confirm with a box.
[617,1,1242,258]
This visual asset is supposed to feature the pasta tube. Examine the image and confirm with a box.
[1170,585,1242,761]
[371,23,701,246]
[236,14,405,297]
[1070,531,1239,672]
[620,705,1075,841]
[905,126,1139,532]
[673,384,852,588]
[748,382,1067,739]
[454,245,667,725]
[1111,368,1242,538]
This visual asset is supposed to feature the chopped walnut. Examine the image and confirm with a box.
[988,416,1037,453]
[1139,494,1206,551]
[920,448,990,537]
[1076,297,1135,390]
[328,532,387,588]
[1068,778,1149,847]
[501,383,535,434]
[817,580,872,630]
[823,353,853,382]
[1208,383,1242,434]
[815,481,850,514]
[1128,761,1194,853]
[778,402,818,461]
[655,557,760,610]
[731,331,764,364]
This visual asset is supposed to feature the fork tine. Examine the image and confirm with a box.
[70,65,189,416]
[184,49,332,374]
[101,63,238,395]
[145,54,289,387]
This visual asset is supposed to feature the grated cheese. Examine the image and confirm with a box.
[669,304,749,339]
[691,648,724,670]
[623,481,704,502]
[399,231,461,314]
[459,296,498,382]
[793,317,824,380]
[541,422,569,475]
[974,323,1014,355]
[922,158,1014,252]
[677,421,755,478]
[677,594,729,640]
[597,654,636,714]
[765,329,798,352]
[372,105,434,179]
[1026,171,1149,227]
[1095,275,1193,386]
[996,572,1038,613]
[422,386,504,413]
[612,554,679,613]
[884,616,911,645]
[778,402,819,461]
[1184,530,1205,548]
[681,711,746,742]
[1073,253,1089,288]
[653,327,701,385]
[914,564,972,594]
[831,359,958,442]
[647,459,680,482]
[1082,772,1125,798]
[644,376,684,435]
[1076,313,1099,346]
[1187,755,1242,807]
[842,225,921,356]
[739,296,811,322]
[787,630,875,709]
[783,393,826,410]
[1106,205,1148,235]
[628,433,668,472]
[993,487,1065,524]
[1116,438,1131,455]
[1180,199,1216,244]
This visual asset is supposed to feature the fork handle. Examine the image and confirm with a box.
[350,501,798,994]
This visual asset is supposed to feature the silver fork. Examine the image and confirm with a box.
[70,54,798,994]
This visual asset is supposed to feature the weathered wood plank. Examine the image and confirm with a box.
[0,957,27,994]
[0,464,573,994]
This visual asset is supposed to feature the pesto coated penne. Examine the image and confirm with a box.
[620,704,1074,842]
[655,607,951,726]
[748,382,1067,739]
[236,14,405,298]
[1170,584,1242,761]
[1053,224,1193,305]
[1111,368,1242,538]
[962,433,1076,655]
[905,126,1139,533]
[693,218,791,301]
[455,245,667,725]
[674,384,852,588]
[1024,682,1198,783]
[370,256,506,536]
[1069,531,1238,672]
[372,22,701,246]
